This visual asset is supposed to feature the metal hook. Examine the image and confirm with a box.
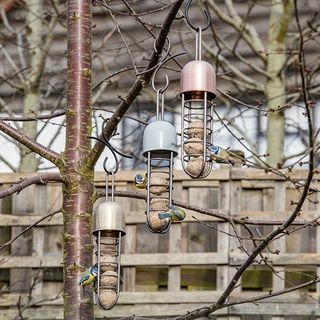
[88,119,133,175]
[152,73,169,94]
[89,135,132,174]
[102,151,119,175]
[151,51,186,120]
[136,37,171,76]
[185,0,211,32]
[151,51,186,94]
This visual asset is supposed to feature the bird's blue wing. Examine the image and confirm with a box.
[158,212,171,219]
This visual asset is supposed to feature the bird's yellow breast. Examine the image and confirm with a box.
[82,274,95,286]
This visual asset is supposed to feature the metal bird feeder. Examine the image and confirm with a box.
[180,0,216,178]
[142,66,178,234]
[90,135,130,310]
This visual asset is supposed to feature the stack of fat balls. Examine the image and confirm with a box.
[79,260,118,306]
[134,173,186,229]
[98,239,118,306]
[184,121,206,176]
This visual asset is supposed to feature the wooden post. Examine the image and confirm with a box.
[123,225,136,291]
[227,175,242,320]
[31,185,46,295]
[217,181,230,290]
[10,186,35,292]
[118,183,136,292]
[168,180,185,292]
[168,223,181,291]
[271,181,286,320]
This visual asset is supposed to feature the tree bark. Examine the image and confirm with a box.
[63,1,94,319]
[266,0,293,167]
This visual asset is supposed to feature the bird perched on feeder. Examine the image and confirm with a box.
[79,265,98,287]
[134,173,147,190]
[208,144,235,166]
[158,205,186,222]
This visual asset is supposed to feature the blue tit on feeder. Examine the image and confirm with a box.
[158,205,186,222]
[134,173,147,190]
[208,144,235,166]
[79,265,98,287]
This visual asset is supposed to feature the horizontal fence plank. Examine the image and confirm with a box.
[1,210,318,226]
[0,256,62,268]
[0,169,314,184]
[0,213,63,226]
[0,210,226,226]
[0,302,319,319]
[94,169,231,182]
[231,168,313,181]
[0,253,228,268]
[228,302,320,316]
[0,304,211,319]
[0,291,318,307]
[122,253,227,266]
[230,253,320,265]
[3,253,320,269]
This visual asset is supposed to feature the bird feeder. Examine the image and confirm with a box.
[93,200,125,310]
[142,71,178,233]
[180,1,216,178]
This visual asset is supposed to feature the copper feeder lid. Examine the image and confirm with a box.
[180,60,216,99]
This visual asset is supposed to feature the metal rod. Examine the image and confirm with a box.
[156,89,160,121]
[180,93,187,173]
[161,92,164,121]
[116,234,121,301]
[169,151,173,206]
[147,152,151,218]
[111,172,115,202]
[97,231,101,297]
[105,175,109,202]
[196,28,202,61]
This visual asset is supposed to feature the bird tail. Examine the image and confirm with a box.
[158,212,171,219]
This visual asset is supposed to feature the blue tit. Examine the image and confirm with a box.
[134,173,147,190]
[79,265,98,287]
[208,144,235,166]
[158,205,186,222]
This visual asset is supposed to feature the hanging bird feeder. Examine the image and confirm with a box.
[90,134,132,310]
[142,65,178,233]
[93,194,125,310]
[180,0,216,178]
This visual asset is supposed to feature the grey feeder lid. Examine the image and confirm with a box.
[93,201,126,236]
[142,121,178,158]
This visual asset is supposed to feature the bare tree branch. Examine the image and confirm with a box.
[206,0,266,62]
[86,0,184,167]
[0,173,62,199]
[0,121,62,167]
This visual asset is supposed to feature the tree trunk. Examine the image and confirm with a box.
[266,0,293,167]
[18,0,44,173]
[63,1,94,319]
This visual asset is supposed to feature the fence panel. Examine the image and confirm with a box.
[0,169,319,319]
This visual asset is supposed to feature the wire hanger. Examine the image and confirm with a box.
[185,0,211,32]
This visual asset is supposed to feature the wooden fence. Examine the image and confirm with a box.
[0,169,319,319]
